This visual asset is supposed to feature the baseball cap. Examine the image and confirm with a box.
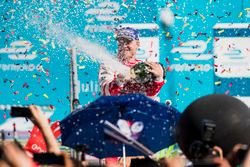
[115,27,139,41]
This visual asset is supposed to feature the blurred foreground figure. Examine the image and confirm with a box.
[176,94,250,167]
[1,105,99,167]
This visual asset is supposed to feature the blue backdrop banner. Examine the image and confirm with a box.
[0,0,250,133]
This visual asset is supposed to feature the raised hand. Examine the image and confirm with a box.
[144,62,164,81]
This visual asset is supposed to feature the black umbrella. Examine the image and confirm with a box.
[60,94,180,158]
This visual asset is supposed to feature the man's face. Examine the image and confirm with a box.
[118,38,140,59]
[126,40,140,56]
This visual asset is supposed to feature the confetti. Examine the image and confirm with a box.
[217,30,224,34]
[39,65,46,73]
[43,94,49,99]
[238,12,243,18]
[206,37,212,43]
[51,41,55,49]
[221,69,226,73]
[22,83,28,88]
[166,3,174,7]
[46,69,50,76]
[14,91,19,95]
[182,23,190,29]
[214,37,220,41]
[46,79,50,84]
[32,51,37,55]
[87,18,95,23]
[199,13,205,21]
[214,81,221,85]
[165,100,172,105]
[79,56,85,63]
[38,8,44,12]
[39,39,49,45]
[49,105,55,110]
[41,57,50,62]
[79,66,86,70]
[191,32,196,37]
[27,93,33,97]
[121,3,129,8]
[165,58,170,64]
[175,16,183,19]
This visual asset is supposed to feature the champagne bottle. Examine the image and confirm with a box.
[130,62,155,83]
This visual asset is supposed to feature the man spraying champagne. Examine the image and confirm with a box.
[98,27,165,99]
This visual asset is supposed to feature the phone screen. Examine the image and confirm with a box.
[10,107,32,118]
[33,153,64,165]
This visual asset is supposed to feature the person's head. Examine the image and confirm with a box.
[176,94,250,162]
[116,27,140,61]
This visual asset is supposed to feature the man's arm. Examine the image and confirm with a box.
[99,63,125,96]
[2,141,36,167]
[145,80,165,97]
[29,105,61,154]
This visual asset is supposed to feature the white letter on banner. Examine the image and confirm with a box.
[171,40,212,60]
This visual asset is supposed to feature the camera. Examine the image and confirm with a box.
[202,119,216,143]
[189,119,218,166]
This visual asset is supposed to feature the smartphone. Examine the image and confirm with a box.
[10,106,32,118]
[33,153,64,165]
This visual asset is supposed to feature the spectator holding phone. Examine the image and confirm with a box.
[28,105,61,155]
